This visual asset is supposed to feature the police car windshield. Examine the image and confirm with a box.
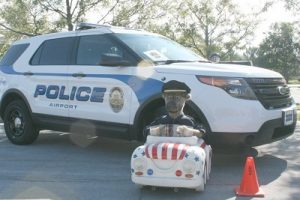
[114,33,207,64]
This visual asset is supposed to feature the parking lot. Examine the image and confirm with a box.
[0,122,299,200]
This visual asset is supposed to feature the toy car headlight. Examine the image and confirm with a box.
[133,158,147,171]
[183,160,196,173]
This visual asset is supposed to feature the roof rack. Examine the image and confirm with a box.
[75,22,111,30]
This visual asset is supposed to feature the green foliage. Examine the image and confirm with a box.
[108,0,169,29]
[0,0,107,56]
[283,0,300,11]
[254,23,300,82]
[289,79,300,84]
[36,0,106,31]
[156,0,262,59]
[0,0,54,56]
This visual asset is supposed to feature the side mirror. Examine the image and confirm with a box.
[99,53,131,67]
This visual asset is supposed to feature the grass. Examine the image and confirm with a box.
[289,79,300,84]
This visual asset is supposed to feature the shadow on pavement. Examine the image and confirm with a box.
[255,155,287,185]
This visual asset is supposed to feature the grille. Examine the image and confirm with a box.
[245,78,293,109]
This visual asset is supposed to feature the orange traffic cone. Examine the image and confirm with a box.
[235,156,264,197]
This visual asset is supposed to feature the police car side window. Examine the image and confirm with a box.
[31,37,76,65]
[0,43,29,66]
[76,34,129,66]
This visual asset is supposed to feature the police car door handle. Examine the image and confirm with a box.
[72,73,86,78]
[23,71,34,76]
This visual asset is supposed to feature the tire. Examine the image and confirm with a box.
[207,150,212,180]
[195,164,207,192]
[136,184,144,189]
[3,100,39,145]
[204,164,207,184]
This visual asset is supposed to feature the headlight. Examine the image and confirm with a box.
[183,160,196,173]
[196,76,257,100]
[133,158,147,171]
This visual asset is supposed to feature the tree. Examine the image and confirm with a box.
[0,0,52,57]
[283,0,300,11]
[243,47,259,63]
[36,0,106,31]
[155,0,271,59]
[0,0,120,56]
[104,0,169,29]
[255,23,300,82]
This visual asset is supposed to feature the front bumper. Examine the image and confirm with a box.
[132,175,202,188]
[207,110,297,147]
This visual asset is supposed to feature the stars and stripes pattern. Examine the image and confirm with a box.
[145,143,189,160]
[145,140,207,160]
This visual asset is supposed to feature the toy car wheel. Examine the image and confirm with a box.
[195,182,205,192]
[204,163,207,185]
[3,100,39,145]
[195,165,206,192]
[207,150,212,180]
[206,161,210,181]
[136,184,144,189]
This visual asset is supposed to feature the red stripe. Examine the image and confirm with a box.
[172,144,179,160]
[200,142,206,149]
[145,145,150,158]
[161,143,169,160]
[179,145,187,160]
[152,144,158,159]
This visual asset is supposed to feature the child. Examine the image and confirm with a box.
[144,80,206,138]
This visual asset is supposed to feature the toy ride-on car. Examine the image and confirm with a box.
[131,135,212,191]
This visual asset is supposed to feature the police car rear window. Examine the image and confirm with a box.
[0,43,29,66]
[31,37,76,65]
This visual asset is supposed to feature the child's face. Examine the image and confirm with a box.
[163,92,187,114]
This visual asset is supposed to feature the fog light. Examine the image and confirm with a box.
[185,174,194,179]
[176,170,182,177]
[133,158,146,171]
[183,160,196,173]
[135,171,143,176]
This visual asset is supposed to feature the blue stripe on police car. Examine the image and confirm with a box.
[1,65,163,104]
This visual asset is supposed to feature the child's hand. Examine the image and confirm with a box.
[149,125,167,136]
[177,126,205,137]
[177,125,193,136]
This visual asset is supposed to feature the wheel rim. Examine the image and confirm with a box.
[8,109,25,137]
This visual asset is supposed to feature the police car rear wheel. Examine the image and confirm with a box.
[3,100,39,145]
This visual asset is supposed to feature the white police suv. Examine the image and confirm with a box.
[0,23,297,146]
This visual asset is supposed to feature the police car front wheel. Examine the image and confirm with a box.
[3,100,39,145]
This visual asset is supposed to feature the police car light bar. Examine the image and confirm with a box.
[75,22,145,32]
[75,22,111,30]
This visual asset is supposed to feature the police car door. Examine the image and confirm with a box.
[24,34,76,118]
[68,33,134,127]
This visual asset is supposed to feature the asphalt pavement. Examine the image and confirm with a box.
[0,122,299,200]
